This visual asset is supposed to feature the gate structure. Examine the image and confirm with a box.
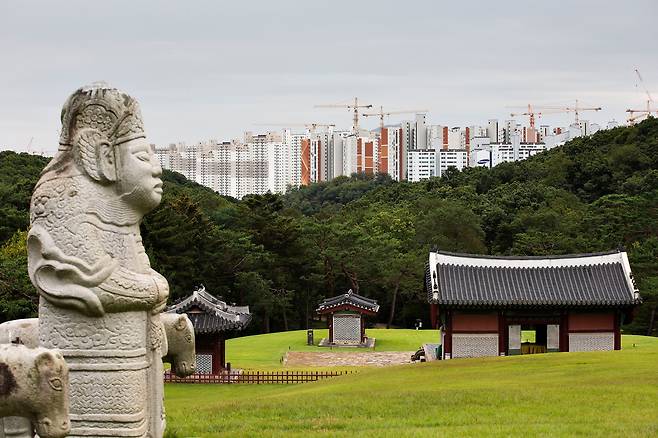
[317,290,379,347]
[426,249,641,359]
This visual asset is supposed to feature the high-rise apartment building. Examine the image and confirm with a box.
[154,111,614,194]
[407,149,436,182]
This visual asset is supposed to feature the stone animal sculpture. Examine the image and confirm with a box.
[0,319,39,438]
[25,82,188,437]
[0,319,39,348]
[161,313,196,377]
[0,344,69,438]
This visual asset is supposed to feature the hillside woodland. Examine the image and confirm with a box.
[1,118,657,335]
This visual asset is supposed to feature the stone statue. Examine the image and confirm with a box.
[160,314,196,377]
[25,82,183,437]
[0,344,69,438]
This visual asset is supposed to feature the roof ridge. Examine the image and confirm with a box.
[433,249,622,260]
[439,261,622,269]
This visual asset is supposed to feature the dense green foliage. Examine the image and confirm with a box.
[164,335,658,437]
[0,118,657,334]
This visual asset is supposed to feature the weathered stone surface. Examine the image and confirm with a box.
[0,344,69,438]
[0,314,196,436]
[0,320,38,348]
[0,319,39,438]
[161,314,196,377]
[23,82,182,438]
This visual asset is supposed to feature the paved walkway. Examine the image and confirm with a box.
[284,351,414,367]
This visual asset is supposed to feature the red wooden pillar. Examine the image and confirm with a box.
[211,336,224,375]
[328,314,333,343]
[614,311,621,350]
[220,337,226,369]
[559,311,570,352]
[361,316,365,342]
[430,304,438,329]
[444,311,452,358]
[497,311,506,356]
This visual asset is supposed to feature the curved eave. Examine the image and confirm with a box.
[317,303,379,316]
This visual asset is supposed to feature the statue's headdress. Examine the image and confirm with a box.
[59,81,145,147]
[46,82,146,182]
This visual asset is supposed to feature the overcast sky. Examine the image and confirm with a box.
[1,0,657,153]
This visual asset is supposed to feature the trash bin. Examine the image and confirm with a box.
[307,329,314,346]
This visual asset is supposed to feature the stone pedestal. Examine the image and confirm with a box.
[39,301,159,437]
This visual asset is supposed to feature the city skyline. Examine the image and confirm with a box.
[1,0,657,153]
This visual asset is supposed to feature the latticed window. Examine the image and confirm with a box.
[333,314,361,343]
[195,354,213,374]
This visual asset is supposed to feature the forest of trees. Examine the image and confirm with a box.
[1,118,657,336]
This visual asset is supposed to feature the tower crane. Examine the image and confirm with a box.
[508,104,563,129]
[626,68,657,124]
[314,97,372,133]
[255,122,336,134]
[512,100,602,125]
[563,100,602,124]
[362,107,429,133]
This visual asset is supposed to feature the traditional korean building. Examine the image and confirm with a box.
[426,250,641,359]
[317,290,379,346]
[167,286,251,373]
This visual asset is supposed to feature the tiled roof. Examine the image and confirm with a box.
[167,286,251,333]
[317,289,380,314]
[426,250,640,308]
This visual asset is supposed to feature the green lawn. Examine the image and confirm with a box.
[165,335,658,437]
[226,329,440,369]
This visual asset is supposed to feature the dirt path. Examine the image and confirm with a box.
[284,351,414,367]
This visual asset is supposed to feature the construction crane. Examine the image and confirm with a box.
[255,122,335,134]
[563,100,602,124]
[512,100,602,125]
[362,106,429,133]
[626,68,657,124]
[314,97,372,133]
[508,104,564,129]
[26,137,34,154]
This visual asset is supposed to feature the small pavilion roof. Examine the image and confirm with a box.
[317,289,380,314]
[426,250,641,308]
[167,286,251,334]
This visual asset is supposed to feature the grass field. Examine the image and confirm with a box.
[225,329,440,369]
[165,335,658,437]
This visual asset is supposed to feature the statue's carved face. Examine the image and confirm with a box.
[115,138,163,214]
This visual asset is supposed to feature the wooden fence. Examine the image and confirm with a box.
[164,370,355,384]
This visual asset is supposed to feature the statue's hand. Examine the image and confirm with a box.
[92,267,169,313]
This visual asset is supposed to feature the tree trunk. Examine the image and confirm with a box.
[282,306,289,331]
[324,257,335,294]
[386,277,401,329]
[263,311,270,333]
[305,289,309,330]
[647,306,656,336]
[341,262,359,293]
